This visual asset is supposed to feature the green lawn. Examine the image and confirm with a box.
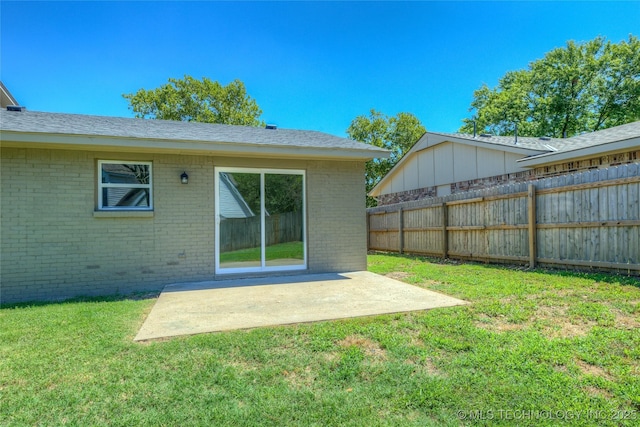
[1,254,639,426]
[220,241,304,263]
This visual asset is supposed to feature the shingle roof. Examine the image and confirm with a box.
[539,120,640,153]
[431,120,640,155]
[0,109,388,156]
[514,120,640,165]
[428,131,560,152]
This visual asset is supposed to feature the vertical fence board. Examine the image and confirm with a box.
[367,164,639,273]
[442,204,448,258]
[528,184,536,268]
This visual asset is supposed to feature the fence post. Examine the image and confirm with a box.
[528,184,537,268]
[442,203,448,258]
[398,207,404,254]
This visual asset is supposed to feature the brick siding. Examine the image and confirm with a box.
[0,148,367,304]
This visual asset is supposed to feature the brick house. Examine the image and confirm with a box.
[370,121,640,206]
[0,108,388,304]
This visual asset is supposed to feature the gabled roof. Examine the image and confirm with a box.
[219,172,255,219]
[369,130,549,197]
[0,110,390,161]
[370,120,640,197]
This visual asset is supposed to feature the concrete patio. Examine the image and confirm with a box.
[134,271,468,341]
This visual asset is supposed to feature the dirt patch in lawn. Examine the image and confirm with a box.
[474,305,597,338]
[282,366,316,389]
[408,332,426,348]
[475,302,639,339]
[338,335,387,361]
[535,304,638,337]
[534,305,595,338]
[404,356,445,377]
[575,359,614,381]
[551,321,595,338]
[583,385,614,400]
[612,311,640,330]
[474,314,525,333]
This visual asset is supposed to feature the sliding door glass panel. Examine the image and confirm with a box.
[218,172,262,269]
[265,174,305,267]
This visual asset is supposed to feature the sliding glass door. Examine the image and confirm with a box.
[215,168,306,273]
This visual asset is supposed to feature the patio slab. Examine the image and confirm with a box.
[134,271,467,341]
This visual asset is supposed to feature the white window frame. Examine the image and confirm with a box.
[97,160,153,210]
[214,167,307,274]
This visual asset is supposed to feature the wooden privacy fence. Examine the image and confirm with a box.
[367,163,640,274]
[220,211,303,252]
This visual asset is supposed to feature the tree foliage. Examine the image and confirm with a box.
[123,75,264,126]
[347,109,426,207]
[460,35,640,138]
[231,173,303,216]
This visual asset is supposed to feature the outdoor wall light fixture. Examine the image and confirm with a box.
[180,171,189,184]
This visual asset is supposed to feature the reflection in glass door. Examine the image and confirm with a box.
[265,173,305,267]
[217,172,261,269]
[215,168,306,273]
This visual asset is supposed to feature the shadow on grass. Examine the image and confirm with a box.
[369,251,640,288]
[0,290,160,310]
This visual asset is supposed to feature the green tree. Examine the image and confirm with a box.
[230,173,303,215]
[460,35,640,138]
[347,109,426,207]
[123,75,264,126]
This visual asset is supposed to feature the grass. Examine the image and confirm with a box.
[1,254,639,426]
[220,241,304,263]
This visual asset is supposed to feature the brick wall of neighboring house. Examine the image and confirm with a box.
[0,148,367,304]
[450,170,538,194]
[532,149,639,178]
[376,186,437,206]
[376,149,640,206]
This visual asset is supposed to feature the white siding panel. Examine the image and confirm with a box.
[434,142,454,185]
[219,174,255,219]
[505,152,530,173]
[453,144,478,182]
[402,154,420,191]
[418,149,435,188]
[477,147,506,178]
[390,172,404,193]
[376,179,393,196]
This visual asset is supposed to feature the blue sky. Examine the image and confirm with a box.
[1,1,639,137]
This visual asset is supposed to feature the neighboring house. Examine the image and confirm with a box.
[218,172,255,219]
[370,121,640,205]
[0,108,388,304]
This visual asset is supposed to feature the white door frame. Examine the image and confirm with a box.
[214,166,307,274]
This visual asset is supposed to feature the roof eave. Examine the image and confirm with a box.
[426,132,553,153]
[517,137,640,167]
[0,130,390,161]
